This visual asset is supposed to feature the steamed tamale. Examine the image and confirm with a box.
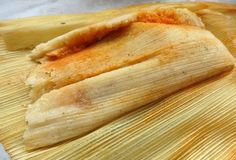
[23,2,236,150]
[24,22,234,149]
[24,37,234,149]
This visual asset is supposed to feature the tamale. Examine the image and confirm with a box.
[22,1,236,151]
[24,30,234,148]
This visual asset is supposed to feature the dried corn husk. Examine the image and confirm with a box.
[197,9,236,56]
[1,2,236,160]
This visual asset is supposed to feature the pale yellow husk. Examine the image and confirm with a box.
[197,8,236,57]
[1,2,236,160]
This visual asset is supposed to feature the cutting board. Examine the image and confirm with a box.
[1,3,236,159]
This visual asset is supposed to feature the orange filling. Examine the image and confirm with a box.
[138,10,182,24]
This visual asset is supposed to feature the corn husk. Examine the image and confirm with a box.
[197,9,236,57]
[1,2,236,160]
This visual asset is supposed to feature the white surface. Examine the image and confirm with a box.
[0,0,235,20]
[0,144,10,160]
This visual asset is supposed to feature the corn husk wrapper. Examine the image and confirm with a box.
[1,2,236,160]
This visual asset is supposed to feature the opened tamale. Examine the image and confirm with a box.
[24,22,234,149]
